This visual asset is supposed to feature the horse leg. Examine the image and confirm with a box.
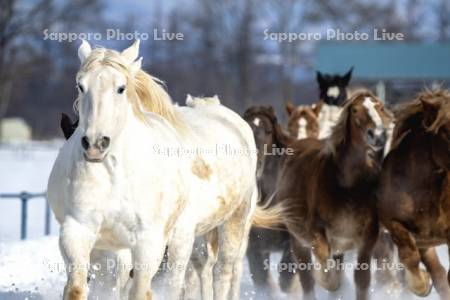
[373,228,396,285]
[128,229,167,300]
[290,237,316,300]
[229,201,255,300]
[420,247,450,299]
[331,253,345,289]
[190,230,219,300]
[201,230,219,300]
[214,199,253,300]
[164,225,196,300]
[247,232,274,298]
[88,249,121,300]
[310,231,342,292]
[184,260,201,300]
[354,230,378,300]
[59,217,96,300]
[116,249,133,300]
[279,242,300,294]
[388,221,432,296]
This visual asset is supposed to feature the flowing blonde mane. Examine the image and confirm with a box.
[75,47,185,132]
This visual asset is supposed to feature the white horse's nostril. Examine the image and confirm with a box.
[81,136,90,150]
[100,136,110,150]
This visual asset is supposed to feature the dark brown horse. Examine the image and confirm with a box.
[242,106,298,297]
[275,91,392,300]
[378,89,450,299]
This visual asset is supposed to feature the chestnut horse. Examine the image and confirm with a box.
[285,102,319,140]
[242,106,297,298]
[274,90,392,300]
[378,89,450,299]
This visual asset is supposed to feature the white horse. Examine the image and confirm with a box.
[47,40,260,300]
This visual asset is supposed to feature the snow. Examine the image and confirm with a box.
[0,142,446,299]
[0,142,61,242]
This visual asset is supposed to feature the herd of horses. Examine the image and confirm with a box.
[50,40,449,300]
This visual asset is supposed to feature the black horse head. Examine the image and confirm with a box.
[316,67,353,106]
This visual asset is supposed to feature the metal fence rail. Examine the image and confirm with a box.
[0,191,50,240]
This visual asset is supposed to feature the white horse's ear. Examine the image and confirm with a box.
[186,94,194,106]
[129,57,142,75]
[78,40,92,64]
[122,40,140,64]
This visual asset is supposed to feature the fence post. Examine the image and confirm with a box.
[20,192,28,240]
[45,198,51,235]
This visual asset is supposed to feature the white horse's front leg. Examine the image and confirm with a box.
[129,230,167,300]
[60,216,97,300]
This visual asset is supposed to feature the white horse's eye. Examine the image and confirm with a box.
[77,83,85,93]
[117,85,126,94]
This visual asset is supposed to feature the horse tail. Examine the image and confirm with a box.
[251,186,291,230]
[252,201,289,230]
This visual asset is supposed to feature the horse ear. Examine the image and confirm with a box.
[60,113,74,140]
[78,40,92,64]
[342,67,353,86]
[311,103,321,116]
[129,57,142,75]
[421,97,441,129]
[122,40,140,64]
[316,71,325,87]
[186,94,194,106]
[285,101,295,116]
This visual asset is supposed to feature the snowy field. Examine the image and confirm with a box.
[0,142,446,299]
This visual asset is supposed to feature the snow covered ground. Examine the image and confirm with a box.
[0,142,446,299]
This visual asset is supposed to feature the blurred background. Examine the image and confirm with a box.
[1,0,449,140]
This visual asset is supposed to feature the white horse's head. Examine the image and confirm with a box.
[75,40,184,163]
[75,40,143,162]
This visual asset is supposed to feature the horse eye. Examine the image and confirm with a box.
[77,83,84,93]
[117,85,126,94]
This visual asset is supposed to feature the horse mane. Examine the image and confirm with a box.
[392,88,450,147]
[76,48,186,132]
[327,89,376,155]
[243,106,293,147]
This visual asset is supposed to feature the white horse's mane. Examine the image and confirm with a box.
[75,47,186,132]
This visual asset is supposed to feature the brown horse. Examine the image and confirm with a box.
[285,102,320,140]
[275,90,392,300]
[378,89,450,299]
[242,106,298,298]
